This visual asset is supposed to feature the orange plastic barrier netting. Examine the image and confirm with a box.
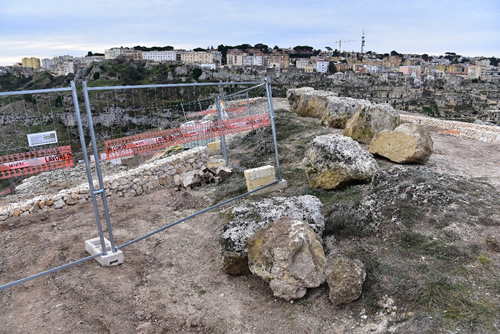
[441,129,461,135]
[105,114,270,160]
[0,145,74,179]
[186,106,249,118]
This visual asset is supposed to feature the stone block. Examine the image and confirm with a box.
[207,141,221,156]
[85,237,124,267]
[244,165,277,192]
[207,158,226,169]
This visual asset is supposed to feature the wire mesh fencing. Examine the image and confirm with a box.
[0,79,281,290]
[0,85,104,289]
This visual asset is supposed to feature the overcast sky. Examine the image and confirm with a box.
[0,0,499,66]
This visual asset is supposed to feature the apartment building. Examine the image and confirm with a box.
[105,47,142,60]
[467,65,487,79]
[41,58,54,69]
[180,51,214,64]
[243,54,263,66]
[22,57,41,69]
[399,65,419,76]
[295,59,311,69]
[142,50,177,62]
[227,51,245,66]
[268,54,289,69]
[315,59,330,73]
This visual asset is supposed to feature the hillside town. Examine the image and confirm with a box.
[1,44,499,125]
[5,45,500,82]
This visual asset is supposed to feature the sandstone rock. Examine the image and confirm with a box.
[248,217,326,300]
[215,166,233,181]
[325,254,366,305]
[286,87,315,112]
[369,123,433,164]
[53,199,66,209]
[66,198,78,206]
[343,104,400,143]
[291,90,337,119]
[321,97,371,129]
[220,195,324,275]
[303,134,379,189]
[181,171,201,189]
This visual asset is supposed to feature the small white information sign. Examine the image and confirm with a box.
[27,131,58,147]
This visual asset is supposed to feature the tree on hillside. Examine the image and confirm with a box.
[234,44,252,50]
[217,44,229,64]
[293,45,314,53]
[421,54,429,61]
[254,43,271,53]
[193,47,206,52]
[328,62,337,73]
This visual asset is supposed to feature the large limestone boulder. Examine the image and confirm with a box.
[220,195,324,275]
[369,123,433,164]
[326,254,366,305]
[286,87,315,112]
[247,217,327,301]
[343,104,400,144]
[303,134,379,189]
[321,97,371,129]
[288,89,337,119]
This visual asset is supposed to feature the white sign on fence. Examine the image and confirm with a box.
[27,131,58,147]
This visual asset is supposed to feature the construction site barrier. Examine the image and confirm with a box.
[0,145,74,179]
[105,114,269,160]
[186,106,249,118]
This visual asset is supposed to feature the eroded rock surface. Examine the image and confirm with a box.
[325,254,366,305]
[287,89,337,119]
[369,123,433,163]
[321,97,371,129]
[343,104,400,143]
[303,134,379,189]
[220,195,324,275]
[286,87,315,112]
[247,217,326,301]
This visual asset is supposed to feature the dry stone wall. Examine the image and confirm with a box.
[0,147,207,221]
[401,114,500,144]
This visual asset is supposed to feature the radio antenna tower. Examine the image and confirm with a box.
[361,30,366,54]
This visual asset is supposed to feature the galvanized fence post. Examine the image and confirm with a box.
[81,81,117,253]
[246,91,252,115]
[71,81,108,255]
[265,77,282,181]
[215,96,229,166]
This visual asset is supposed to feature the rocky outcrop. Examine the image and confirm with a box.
[325,255,366,305]
[247,217,326,301]
[369,123,433,164]
[286,87,315,112]
[343,104,400,144]
[220,195,324,275]
[321,97,371,129]
[325,167,454,237]
[287,88,367,129]
[288,89,337,119]
[303,134,379,189]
